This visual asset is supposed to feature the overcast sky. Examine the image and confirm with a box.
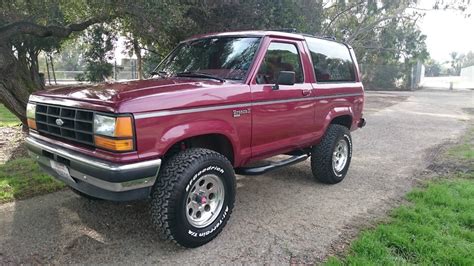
[417,0,474,62]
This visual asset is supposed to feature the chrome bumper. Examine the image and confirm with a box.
[26,136,161,200]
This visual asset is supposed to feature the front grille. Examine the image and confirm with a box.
[35,104,95,146]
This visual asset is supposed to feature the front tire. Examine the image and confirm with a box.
[311,124,352,184]
[150,148,236,248]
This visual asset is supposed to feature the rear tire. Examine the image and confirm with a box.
[150,148,236,248]
[311,124,352,184]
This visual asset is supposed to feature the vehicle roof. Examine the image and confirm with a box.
[185,30,346,45]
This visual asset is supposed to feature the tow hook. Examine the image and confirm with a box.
[358,118,366,128]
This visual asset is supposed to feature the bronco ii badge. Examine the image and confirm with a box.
[232,109,251,117]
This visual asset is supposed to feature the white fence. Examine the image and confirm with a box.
[44,70,138,85]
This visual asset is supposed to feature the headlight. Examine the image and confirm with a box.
[26,103,36,119]
[94,114,116,137]
[26,103,37,129]
[93,114,134,152]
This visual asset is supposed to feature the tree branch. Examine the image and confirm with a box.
[0,15,112,41]
[322,1,365,35]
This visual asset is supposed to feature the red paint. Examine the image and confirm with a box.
[29,31,364,167]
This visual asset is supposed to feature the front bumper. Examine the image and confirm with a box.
[26,136,161,201]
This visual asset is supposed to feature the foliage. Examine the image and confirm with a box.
[0,0,114,123]
[461,51,474,68]
[75,24,117,82]
[0,158,65,203]
[424,58,442,77]
[52,39,87,71]
[0,0,472,123]
[447,51,474,75]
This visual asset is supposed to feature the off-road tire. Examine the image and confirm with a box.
[150,148,236,248]
[311,124,352,184]
[70,187,102,201]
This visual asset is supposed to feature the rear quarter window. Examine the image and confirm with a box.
[306,38,356,83]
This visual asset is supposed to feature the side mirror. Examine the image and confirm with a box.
[273,71,295,90]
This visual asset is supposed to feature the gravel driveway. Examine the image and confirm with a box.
[0,89,472,264]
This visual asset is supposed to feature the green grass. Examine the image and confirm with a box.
[0,158,65,203]
[0,104,20,127]
[325,175,474,265]
[326,127,474,265]
[448,127,474,163]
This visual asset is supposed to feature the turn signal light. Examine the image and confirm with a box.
[115,117,133,137]
[94,136,133,152]
[27,118,37,130]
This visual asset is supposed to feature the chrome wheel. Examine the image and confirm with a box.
[332,139,349,173]
[185,174,225,228]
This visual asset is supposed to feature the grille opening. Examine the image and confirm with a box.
[56,155,70,166]
[37,105,47,113]
[35,104,97,147]
[61,128,76,138]
[76,110,93,121]
[76,121,93,132]
[42,150,55,160]
[37,122,48,131]
[47,106,60,116]
[77,132,93,143]
[48,125,61,135]
[61,118,75,129]
[60,108,75,118]
[47,115,57,124]
[36,113,47,123]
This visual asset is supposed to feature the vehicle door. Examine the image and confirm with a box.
[249,38,316,159]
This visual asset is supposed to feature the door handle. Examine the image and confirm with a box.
[302,89,311,96]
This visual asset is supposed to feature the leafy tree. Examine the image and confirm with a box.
[424,58,442,77]
[461,51,474,68]
[76,24,117,82]
[0,1,113,125]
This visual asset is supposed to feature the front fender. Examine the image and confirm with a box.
[159,119,241,161]
[323,105,355,130]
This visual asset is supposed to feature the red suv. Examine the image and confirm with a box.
[26,30,365,247]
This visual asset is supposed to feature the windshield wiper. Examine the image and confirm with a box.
[150,70,169,78]
[176,71,225,82]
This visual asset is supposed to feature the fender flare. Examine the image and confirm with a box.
[323,106,355,130]
[159,119,240,162]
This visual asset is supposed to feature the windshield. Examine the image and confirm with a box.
[155,37,261,81]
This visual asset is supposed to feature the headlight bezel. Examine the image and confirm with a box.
[93,113,135,152]
[26,103,37,129]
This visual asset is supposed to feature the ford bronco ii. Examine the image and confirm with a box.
[26,30,365,247]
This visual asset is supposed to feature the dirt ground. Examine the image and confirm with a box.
[0,89,472,264]
[0,126,27,164]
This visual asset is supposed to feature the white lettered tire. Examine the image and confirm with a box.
[150,148,236,248]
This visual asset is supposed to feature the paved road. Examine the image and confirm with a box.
[0,89,472,264]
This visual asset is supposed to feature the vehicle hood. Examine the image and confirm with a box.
[30,78,248,114]
[33,78,226,104]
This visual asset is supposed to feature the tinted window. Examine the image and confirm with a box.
[256,42,303,84]
[306,38,356,82]
[157,37,261,80]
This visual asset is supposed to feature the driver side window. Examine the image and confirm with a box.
[256,42,303,84]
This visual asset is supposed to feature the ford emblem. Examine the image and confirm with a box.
[55,118,64,126]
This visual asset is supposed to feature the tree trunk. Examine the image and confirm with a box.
[45,56,51,85]
[49,54,57,85]
[132,38,143,80]
[0,42,42,126]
